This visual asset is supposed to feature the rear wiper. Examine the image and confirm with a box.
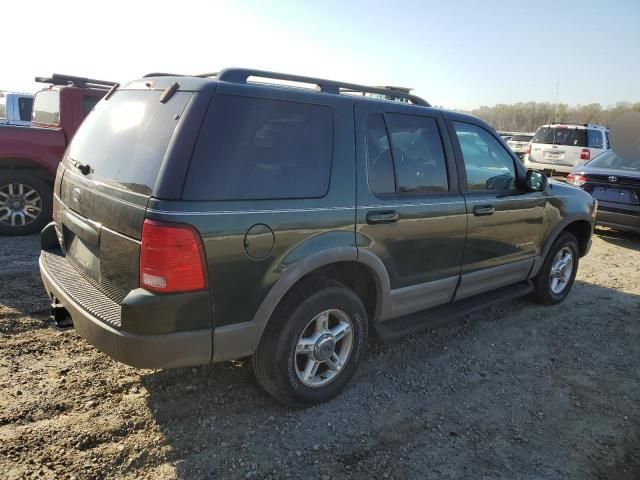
[70,159,91,175]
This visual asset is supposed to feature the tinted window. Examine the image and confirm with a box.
[32,90,60,124]
[366,113,395,194]
[82,96,101,116]
[454,122,516,191]
[184,95,333,201]
[386,114,448,193]
[65,89,191,195]
[0,98,5,119]
[511,134,532,142]
[587,129,604,149]
[531,126,587,147]
[18,97,33,121]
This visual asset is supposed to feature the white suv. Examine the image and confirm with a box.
[524,123,609,174]
[507,133,534,160]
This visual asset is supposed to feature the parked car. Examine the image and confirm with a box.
[39,68,596,407]
[568,150,640,233]
[507,133,534,160]
[524,123,610,174]
[0,92,34,127]
[0,74,115,235]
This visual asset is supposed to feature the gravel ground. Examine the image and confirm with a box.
[1,229,639,479]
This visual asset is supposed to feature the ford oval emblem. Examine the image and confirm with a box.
[608,176,618,182]
[72,187,82,202]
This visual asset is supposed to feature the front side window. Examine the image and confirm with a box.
[184,95,333,201]
[454,122,516,191]
[365,112,448,195]
[587,129,604,149]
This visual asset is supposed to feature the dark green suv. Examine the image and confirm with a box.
[39,69,596,406]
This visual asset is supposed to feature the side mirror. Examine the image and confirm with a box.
[525,170,547,192]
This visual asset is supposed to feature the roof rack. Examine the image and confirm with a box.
[201,68,430,107]
[143,72,185,78]
[34,73,116,89]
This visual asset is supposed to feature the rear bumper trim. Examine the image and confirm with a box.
[40,255,212,369]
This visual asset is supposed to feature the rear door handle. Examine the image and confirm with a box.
[366,210,399,224]
[472,204,495,216]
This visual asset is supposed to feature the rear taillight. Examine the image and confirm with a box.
[526,144,532,155]
[580,148,590,161]
[140,219,207,293]
[566,174,587,186]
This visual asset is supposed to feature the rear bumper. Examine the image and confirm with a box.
[524,158,574,174]
[597,208,640,233]
[39,253,212,369]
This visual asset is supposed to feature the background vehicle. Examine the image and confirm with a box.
[525,123,610,174]
[39,69,596,407]
[0,74,115,235]
[0,92,34,126]
[507,133,534,160]
[568,150,640,233]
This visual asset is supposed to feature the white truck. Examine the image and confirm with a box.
[0,92,34,126]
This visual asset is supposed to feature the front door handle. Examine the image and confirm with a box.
[473,204,495,216]
[366,210,399,224]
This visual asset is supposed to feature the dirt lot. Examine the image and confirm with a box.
[1,230,639,479]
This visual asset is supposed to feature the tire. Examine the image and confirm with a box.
[0,170,52,236]
[252,278,368,407]
[531,232,579,305]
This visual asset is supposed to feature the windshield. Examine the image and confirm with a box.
[65,89,191,195]
[588,150,640,172]
[531,126,587,147]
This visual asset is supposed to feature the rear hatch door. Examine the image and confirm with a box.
[530,126,586,166]
[57,88,192,300]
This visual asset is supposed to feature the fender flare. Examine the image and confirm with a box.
[212,246,392,361]
[530,214,594,278]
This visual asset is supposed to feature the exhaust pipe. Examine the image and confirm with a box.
[50,296,73,328]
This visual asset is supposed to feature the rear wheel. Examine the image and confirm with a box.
[0,171,52,236]
[531,232,579,304]
[252,278,368,407]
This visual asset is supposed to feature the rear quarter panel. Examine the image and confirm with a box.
[0,124,66,175]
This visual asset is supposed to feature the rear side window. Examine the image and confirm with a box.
[184,95,333,201]
[365,112,448,195]
[587,129,604,149]
[531,126,587,147]
[0,97,5,119]
[18,97,33,121]
[32,90,60,124]
[65,89,191,195]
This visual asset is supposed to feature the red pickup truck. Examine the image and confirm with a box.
[0,74,115,235]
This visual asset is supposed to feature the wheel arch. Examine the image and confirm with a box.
[212,246,391,362]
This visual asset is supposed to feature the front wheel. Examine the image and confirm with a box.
[531,232,579,305]
[0,171,52,236]
[252,278,368,407]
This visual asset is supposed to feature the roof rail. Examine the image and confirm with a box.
[35,73,116,89]
[143,72,185,78]
[207,68,430,107]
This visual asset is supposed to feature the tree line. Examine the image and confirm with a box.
[464,101,640,133]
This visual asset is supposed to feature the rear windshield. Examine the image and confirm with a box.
[32,90,60,124]
[184,94,333,201]
[531,126,586,147]
[510,134,532,142]
[64,89,191,195]
[589,150,640,171]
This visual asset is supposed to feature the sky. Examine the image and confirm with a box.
[3,0,639,110]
